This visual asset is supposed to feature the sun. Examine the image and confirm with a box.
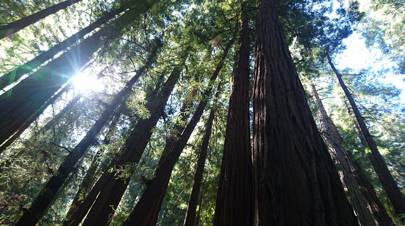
[71,71,104,94]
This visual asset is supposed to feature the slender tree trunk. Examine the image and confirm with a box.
[311,83,392,226]
[123,89,217,226]
[327,53,405,215]
[252,0,357,225]
[0,0,82,39]
[122,40,233,226]
[62,111,120,226]
[0,1,158,147]
[183,110,214,226]
[41,96,82,133]
[14,43,160,226]
[214,3,253,226]
[0,8,123,90]
[79,61,186,226]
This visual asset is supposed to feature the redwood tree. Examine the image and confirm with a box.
[311,83,392,226]
[327,53,405,216]
[74,60,186,226]
[0,0,82,39]
[252,0,357,225]
[14,42,160,226]
[183,110,214,226]
[214,2,253,226]
[0,1,158,149]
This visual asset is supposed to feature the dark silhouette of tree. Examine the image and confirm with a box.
[327,53,405,215]
[252,0,357,225]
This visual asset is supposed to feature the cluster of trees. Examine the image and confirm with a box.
[0,0,403,225]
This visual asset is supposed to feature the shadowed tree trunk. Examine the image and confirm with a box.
[214,3,253,226]
[14,42,160,226]
[252,0,357,225]
[0,1,158,148]
[310,83,392,226]
[122,39,233,226]
[123,87,217,226]
[62,111,120,226]
[183,110,214,226]
[78,60,186,226]
[327,53,405,215]
[0,8,123,90]
[0,0,82,39]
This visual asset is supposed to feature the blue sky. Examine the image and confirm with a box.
[336,32,405,104]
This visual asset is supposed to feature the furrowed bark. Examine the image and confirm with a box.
[311,83,392,226]
[123,39,233,226]
[183,111,214,226]
[0,1,158,147]
[14,42,160,226]
[0,8,124,90]
[79,61,186,226]
[327,53,405,215]
[0,0,82,39]
[252,0,357,225]
[214,3,253,226]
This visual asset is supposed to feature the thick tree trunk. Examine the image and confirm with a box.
[0,83,70,153]
[62,112,120,226]
[252,0,358,225]
[311,83,392,226]
[14,43,160,226]
[327,53,405,215]
[183,111,214,226]
[79,61,185,226]
[122,40,233,226]
[0,8,123,90]
[213,3,253,226]
[0,1,158,147]
[0,0,82,39]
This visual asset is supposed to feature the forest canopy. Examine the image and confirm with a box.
[0,0,404,225]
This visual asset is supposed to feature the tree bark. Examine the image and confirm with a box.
[0,0,82,39]
[14,42,160,226]
[252,0,358,225]
[0,1,158,147]
[62,111,120,226]
[183,111,214,226]
[214,3,254,226]
[122,40,233,226]
[123,88,217,226]
[78,60,186,226]
[0,8,123,90]
[327,53,405,215]
[311,83,392,226]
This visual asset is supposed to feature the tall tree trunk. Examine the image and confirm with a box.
[327,53,405,215]
[310,83,392,226]
[122,40,233,226]
[0,1,158,147]
[41,96,82,133]
[183,111,214,226]
[79,61,186,226]
[0,0,82,39]
[214,3,253,226]
[14,43,160,226]
[252,0,357,225]
[0,8,123,90]
[0,83,70,153]
[123,88,217,226]
[63,111,120,226]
